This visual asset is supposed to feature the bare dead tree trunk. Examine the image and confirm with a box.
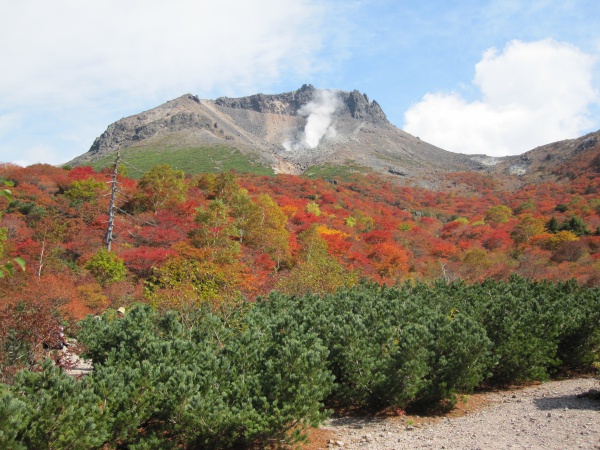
[37,236,45,278]
[105,149,120,252]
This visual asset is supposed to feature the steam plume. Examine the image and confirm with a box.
[284,89,340,150]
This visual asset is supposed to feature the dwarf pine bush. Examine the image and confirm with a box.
[0,277,597,448]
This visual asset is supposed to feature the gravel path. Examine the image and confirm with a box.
[319,377,600,449]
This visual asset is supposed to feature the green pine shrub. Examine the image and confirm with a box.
[260,284,493,410]
[553,280,600,368]
[415,313,492,406]
[0,388,26,450]
[1,277,597,448]
[9,360,108,449]
[76,303,332,449]
[403,276,599,384]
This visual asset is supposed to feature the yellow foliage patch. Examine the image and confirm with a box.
[317,225,349,238]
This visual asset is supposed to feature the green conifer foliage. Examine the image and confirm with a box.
[415,313,492,406]
[0,388,26,450]
[565,215,591,236]
[546,216,560,233]
[1,278,597,448]
[76,304,332,448]
[10,360,108,449]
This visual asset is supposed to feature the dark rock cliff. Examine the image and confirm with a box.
[215,84,388,124]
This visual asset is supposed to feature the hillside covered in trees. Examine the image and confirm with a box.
[1,162,599,315]
[0,160,599,447]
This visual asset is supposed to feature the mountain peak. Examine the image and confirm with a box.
[70,86,490,180]
[214,85,388,124]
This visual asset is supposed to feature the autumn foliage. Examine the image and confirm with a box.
[0,160,599,376]
[0,155,599,449]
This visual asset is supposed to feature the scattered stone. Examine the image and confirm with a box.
[320,378,599,450]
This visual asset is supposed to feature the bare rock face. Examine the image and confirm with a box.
[85,94,220,158]
[214,84,387,123]
[214,83,317,115]
[340,90,388,123]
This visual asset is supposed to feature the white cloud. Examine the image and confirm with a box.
[403,39,599,156]
[0,0,328,165]
[0,1,324,106]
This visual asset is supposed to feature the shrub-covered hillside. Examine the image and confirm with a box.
[1,163,598,316]
[1,279,598,449]
[0,161,599,448]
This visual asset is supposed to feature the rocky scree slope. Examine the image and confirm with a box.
[492,130,600,182]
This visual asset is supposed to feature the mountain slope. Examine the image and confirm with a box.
[70,85,600,188]
[69,85,489,178]
[492,130,600,182]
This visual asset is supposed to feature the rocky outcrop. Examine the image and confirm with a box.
[491,129,600,181]
[214,84,388,124]
[86,97,220,159]
[339,90,388,123]
[215,84,317,115]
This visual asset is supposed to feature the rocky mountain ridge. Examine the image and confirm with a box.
[492,130,600,183]
[70,85,600,185]
[70,85,487,178]
[214,84,388,123]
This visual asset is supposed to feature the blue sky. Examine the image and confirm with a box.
[1,0,599,166]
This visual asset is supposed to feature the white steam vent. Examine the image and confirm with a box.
[283,89,340,151]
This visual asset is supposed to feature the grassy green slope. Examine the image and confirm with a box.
[89,144,275,178]
[305,163,373,181]
[86,144,376,181]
